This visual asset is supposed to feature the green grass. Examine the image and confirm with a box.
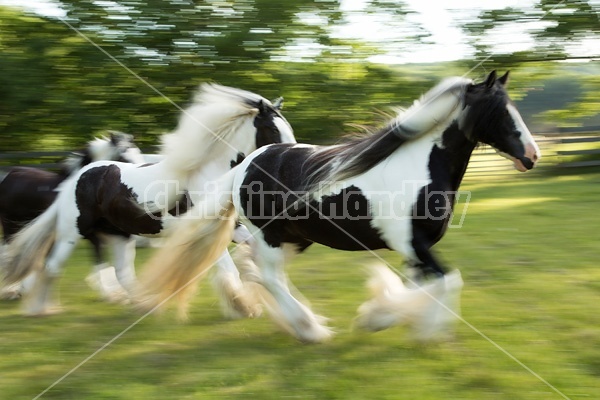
[2,172,600,399]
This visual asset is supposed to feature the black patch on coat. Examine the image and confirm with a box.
[75,165,188,240]
[240,144,387,251]
[230,152,245,169]
[410,122,477,276]
[252,101,285,148]
[0,167,64,241]
[168,190,192,216]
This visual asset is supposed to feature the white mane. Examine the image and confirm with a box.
[160,83,267,173]
[61,133,143,174]
[306,76,474,190]
[391,76,472,138]
[61,136,115,174]
[62,153,87,175]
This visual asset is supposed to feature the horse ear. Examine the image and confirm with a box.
[109,132,119,145]
[484,70,497,88]
[108,130,123,145]
[272,97,284,110]
[108,130,133,145]
[498,71,510,87]
[257,99,269,114]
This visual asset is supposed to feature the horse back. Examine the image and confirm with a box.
[237,144,388,251]
[0,167,63,218]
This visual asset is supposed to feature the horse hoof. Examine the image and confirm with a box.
[291,316,335,344]
[0,290,22,301]
[296,324,335,344]
[23,306,64,317]
[102,290,130,305]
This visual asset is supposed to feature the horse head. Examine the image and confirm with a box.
[107,131,145,164]
[64,131,143,174]
[461,71,541,172]
[251,97,296,148]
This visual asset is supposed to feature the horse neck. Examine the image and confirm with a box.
[160,106,256,178]
[433,122,477,190]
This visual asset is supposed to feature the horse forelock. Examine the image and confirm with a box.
[459,80,512,142]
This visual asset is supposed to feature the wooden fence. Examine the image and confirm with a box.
[464,127,600,181]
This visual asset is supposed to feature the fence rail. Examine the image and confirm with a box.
[461,133,600,181]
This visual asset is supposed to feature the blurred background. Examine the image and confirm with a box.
[0,0,598,155]
[1,3,600,399]
[0,0,600,151]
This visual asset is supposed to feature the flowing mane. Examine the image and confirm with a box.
[61,134,127,175]
[160,83,267,172]
[306,77,472,187]
[61,148,94,175]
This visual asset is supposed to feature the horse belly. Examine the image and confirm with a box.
[246,184,389,251]
[286,217,388,251]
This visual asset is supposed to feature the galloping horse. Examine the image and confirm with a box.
[1,83,295,316]
[137,71,540,343]
[0,132,142,242]
[0,133,144,299]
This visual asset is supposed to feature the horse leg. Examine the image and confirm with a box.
[0,236,24,299]
[0,281,24,300]
[84,235,126,302]
[22,237,78,316]
[212,224,262,319]
[255,242,332,343]
[111,235,138,301]
[232,223,255,248]
[211,248,262,319]
[356,230,463,341]
[405,241,464,341]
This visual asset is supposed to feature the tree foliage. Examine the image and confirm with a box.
[0,1,598,152]
[461,0,600,126]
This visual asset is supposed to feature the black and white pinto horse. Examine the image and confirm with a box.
[0,132,141,242]
[136,71,541,343]
[0,133,144,299]
[0,83,295,316]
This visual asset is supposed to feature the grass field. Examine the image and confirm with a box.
[1,171,599,399]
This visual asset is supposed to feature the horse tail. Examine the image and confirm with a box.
[136,169,238,319]
[1,199,59,284]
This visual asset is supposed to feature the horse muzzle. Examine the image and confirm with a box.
[513,143,540,172]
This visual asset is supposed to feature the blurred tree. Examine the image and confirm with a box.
[0,6,186,150]
[57,0,344,87]
[2,0,429,150]
[462,0,600,126]
[464,0,600,64]
[2,0,598,154]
